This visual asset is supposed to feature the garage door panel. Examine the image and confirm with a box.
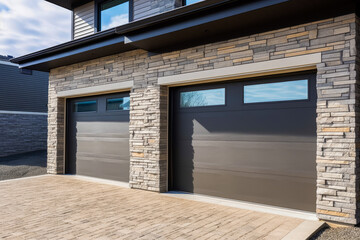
[77,152,129,163]
[171,73,317,212]
[173,166,315,211]
[192,169,315,211]
[177,133,315,143]
[77,133,130,138]
[76,156,129,182]
[174,140,316,176]
[76,137,129,156]
[66,92,130,182]
[174,108,316,141]
[75,121,129,135]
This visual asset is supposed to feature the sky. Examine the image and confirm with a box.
[100,1,129,31]
[0,0,71,58]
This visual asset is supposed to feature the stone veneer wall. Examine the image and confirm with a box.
[0,113,47,157]
[129,86,168,192]
[48,14,359,224]
[355,14,360,224]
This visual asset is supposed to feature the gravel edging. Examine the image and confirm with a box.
[311,225,360,240]
[0,150,47,181]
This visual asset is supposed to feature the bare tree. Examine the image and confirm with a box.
[181,92,206,107]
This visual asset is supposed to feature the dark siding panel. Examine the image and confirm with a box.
[0,113,47,156]
[0,64,48,112]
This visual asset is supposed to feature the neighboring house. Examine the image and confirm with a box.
[0,56,48,157]
[11,0,359,225]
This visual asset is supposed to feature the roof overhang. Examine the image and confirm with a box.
[0,60,18,67]
[12,0,357,72]
[18,36,137,71]
[123,0,357,52]
[45,0,92,10]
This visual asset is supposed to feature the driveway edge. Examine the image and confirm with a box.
[282,221,327,240]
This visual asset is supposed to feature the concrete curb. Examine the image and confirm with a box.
[282,220,327,240]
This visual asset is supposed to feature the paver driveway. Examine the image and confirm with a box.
[0,175,314,239]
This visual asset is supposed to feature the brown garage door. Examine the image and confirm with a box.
[66,92,130,182]
[170,72,317,212]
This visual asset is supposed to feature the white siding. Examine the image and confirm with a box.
[73,1,95,39]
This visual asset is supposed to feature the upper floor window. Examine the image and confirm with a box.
[184,0,203,5]
[99,0,130,31]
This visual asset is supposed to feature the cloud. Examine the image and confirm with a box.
[102,14,128,30]
[0,0,71,58]
[0,3,9,11]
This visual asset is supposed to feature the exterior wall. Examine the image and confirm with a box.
[0,61,48,157]
[72,0,183,38]
[0,63,48,112]
[0,113,47,157]
[355,14,360,224]
[48,50,148,174]
[133,0,182,20]
[315,15,358,224]
[48,13,359,224]
[73,1,95,39]
[130,85,168,191]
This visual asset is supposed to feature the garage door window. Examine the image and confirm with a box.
[107,97,130,111]
[74,101,97,112]
[180,88,225,108]
[244,80,308,104]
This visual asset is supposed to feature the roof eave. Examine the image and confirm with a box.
[45,0,93,10]
[11,0,284,67]
[11,0,357,72]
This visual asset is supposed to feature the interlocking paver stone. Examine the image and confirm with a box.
[0,175,307,239]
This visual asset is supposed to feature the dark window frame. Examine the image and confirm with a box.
[94,0,134,32]
[178,84,228,110]
[242,78,310,105]
[106,96,130,111]
[182,0,203,6]
[73,100,98,113]
[173,71,316,113]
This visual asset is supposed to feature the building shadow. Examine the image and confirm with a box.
[0,150,47,167]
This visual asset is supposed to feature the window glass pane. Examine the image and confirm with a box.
[244,80,308,104]
[100,0,129,31]
[186,0,203,5]
[74,101,97,112]
[107,97,130,110]
[180,88,225,108]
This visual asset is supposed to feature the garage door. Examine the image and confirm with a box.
[66,92,130,182]
[170,73,317,212]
